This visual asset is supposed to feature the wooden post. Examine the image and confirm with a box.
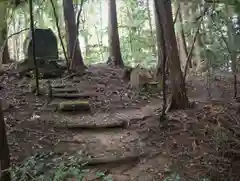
[0,99,11,181]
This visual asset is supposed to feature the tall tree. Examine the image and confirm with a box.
[154,0,164,75]
[0,100,11,181]
[225,4,238,97]
[190,4,203,71]
[174,1,189,70]
[146,0,156,56]
[0,1,8,66]
[155,0,189,110]
[63,0,85,70]
[1,26,10,64]
[108,0,124,67]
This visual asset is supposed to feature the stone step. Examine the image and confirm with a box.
[42,112,127,129]
[52,92,97,99]
[56,100,90,112]
[43,103,160,128]
[52,88,79,94]
[53,131,145,166]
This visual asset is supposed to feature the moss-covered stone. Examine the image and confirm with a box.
[57,100,90,112]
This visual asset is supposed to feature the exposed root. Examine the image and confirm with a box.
[81,154,145,166]
[54,120,127,129]
[52,88,79,93]
[52,92,96,99]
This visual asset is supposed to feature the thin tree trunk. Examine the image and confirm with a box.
[2,26,10,64]
[94,25,104,61]
[146,0,156,56]
[83,36,89,57]
[0,2,7,66]
[184,17,203,79]
[154,0,164,76]
[63,0,85,71]
[154,0,167,121]
[0,100,11,181]
[175,2,189,70]
[189,4,202,70]
[225,4,237,97]
[108,0,124,67]
[50,0,69,67]
[157,0,189,110]
[0,10,10,181]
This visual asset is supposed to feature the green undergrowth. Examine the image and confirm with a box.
[10,152,112,181]
[163,173,211,181]
[9,152,214,181]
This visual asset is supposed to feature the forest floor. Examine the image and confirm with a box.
[1,64,240,181]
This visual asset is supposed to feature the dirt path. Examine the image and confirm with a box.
[1,66,240,180]
[40,87,165,180]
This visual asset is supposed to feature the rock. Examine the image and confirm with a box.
[144,81,162,93]
[29,79,48,94]
[130,65,153,89]
[122,66,133,82]
[2,100,12,111]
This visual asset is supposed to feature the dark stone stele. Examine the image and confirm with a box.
[20,28,65,78]
[24,28,58,61]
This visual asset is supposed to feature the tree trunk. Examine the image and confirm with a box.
[154,0,164,76]
[0,1,7,66]
[146,0,156,56]
[225,4,237,97]
[188,4,202,71]
[0,100,11,181]
[156,0,189,110]
[174,2,189,70]
[63,0,85,71]
[108,0,124,67]
[1,26,10,64]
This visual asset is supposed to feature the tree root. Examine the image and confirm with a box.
[166,94,195,112]
[54,120,127,129]
[53,92,96,99]
[81,154,144,166]
[52,88,79,94]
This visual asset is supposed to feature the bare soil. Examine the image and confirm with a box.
[1,64,240,181]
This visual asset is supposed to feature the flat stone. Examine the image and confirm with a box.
[53,131,144,159]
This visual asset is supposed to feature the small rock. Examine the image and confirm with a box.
[1,100,13,111]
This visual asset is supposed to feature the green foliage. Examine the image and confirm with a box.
[4,0,240,70]
[163,172,210,181]
[163,173,181,181]
[117,0,156,67]
[11,152,112,181]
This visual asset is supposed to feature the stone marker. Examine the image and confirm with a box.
[20,28,65,78]
[23,28,58,62]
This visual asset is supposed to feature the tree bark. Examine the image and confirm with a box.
[154,0,164,76]
[1,27,10,64]
[0,1,7,66]
[225,4,237,97]
[63,0,85,71]
[108,0,124,67]
[189,4,202,70]
[146,0,156,56]
[156,0,189,110]
[175,2,189,70]
[0,100,11,181]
